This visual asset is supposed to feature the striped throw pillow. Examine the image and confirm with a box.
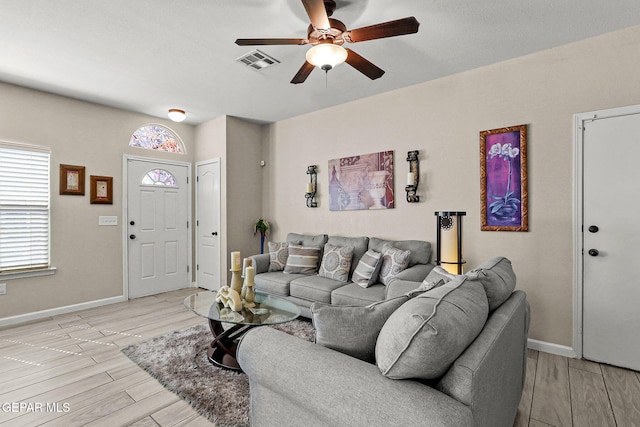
[284,244,321,275]
[352,249,383,288]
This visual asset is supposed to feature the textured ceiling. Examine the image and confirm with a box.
[2,0,640,124]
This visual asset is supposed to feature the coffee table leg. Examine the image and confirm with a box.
[207,319,252,371]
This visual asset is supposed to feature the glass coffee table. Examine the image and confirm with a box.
[184,291,301,371]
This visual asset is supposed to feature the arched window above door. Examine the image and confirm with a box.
[129,124,185,153]
[141,169,178,187]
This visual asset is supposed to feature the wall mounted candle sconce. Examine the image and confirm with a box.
[305,165,318,208]
[435,211,466,274]
[405,150,420,202]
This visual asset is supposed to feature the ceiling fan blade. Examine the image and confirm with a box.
[343,17,420,43]
[301,0,331,31]
[235,38,308,46]
[291,61,315,84]
[345,49,385,80]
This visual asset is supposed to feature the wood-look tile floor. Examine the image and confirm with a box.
[1,288,639,427]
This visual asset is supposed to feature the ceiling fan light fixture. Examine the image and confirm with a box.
[306,44,347,71]
[168,109,186,122]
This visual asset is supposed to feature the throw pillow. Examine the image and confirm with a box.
[379,244,411,285]
[465,256,516,311]
[267,241,288,272]
[284,244,321,275]
[352,249,383,288]
[424,265,457,284]
[311,294,413,363]
[417,278,445,292]
[375,276,489,380]
[318,244,354,283]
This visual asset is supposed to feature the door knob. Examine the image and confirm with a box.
[130,220,135,226]
[588,225,599,233]
[212,232,218,236]
[588,249,599,257]
[129,234,136,240]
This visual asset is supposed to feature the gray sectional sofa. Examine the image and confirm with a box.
[249,232,434,318]
[238,256,530,427]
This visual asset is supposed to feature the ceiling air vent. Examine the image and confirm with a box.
[236,49,280,71]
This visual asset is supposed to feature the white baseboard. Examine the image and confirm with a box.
[528,338,577,358]
[0,295,127,328]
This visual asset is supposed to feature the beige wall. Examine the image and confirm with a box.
[0,82,194,319]
[262,25,640,347]
[193,116,264,285]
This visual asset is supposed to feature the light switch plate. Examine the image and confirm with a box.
[0,283,6,295]
[98,216,118,226]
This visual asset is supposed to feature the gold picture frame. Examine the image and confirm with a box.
[480,124,528,231]
[90,175,113,204]
[59,164,86,195]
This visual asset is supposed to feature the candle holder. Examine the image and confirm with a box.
[305,165,318,208]
[405,150,420,203]
[435,211,466,274]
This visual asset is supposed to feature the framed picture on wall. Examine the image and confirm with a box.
[480,124,528,231]
[59,164,86,195]
[90,175,113,204]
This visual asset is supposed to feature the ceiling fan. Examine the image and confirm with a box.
[235,0,420,84]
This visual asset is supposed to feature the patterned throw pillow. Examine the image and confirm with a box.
[284,244,321,275]
[318,244,354,283]
[268,241,289,272]
[379,244,411,285]
[352,249,383,288]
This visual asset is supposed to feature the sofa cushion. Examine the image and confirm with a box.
[312,295,412,363]
[465,256,516,311]
[284,244,321,275]
[318,243,354,283]
[287,233,328,250]
[254,271,305,296]
[352,249,383,288]
[331,283,386,306]
[369,238,431,267]
[379,244,410,285]
[375,276,489,380]
[267,241,289,272]
[289,275,347,304]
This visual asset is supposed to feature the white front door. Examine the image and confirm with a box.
[581,109,640,371]
[126,158,191,298]
[196,159,221,290]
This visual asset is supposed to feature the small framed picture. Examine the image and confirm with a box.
[60,164,86,195]
[90,175,113,204]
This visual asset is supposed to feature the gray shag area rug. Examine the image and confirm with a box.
[122,320,315,427]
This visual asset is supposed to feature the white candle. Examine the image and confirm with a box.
[306,182,314,193]
[245,266,255,283]
[407,172,415,186]
[231,251,241,270]
[242,258,252,276]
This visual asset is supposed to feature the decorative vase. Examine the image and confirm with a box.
[367,170,389,209]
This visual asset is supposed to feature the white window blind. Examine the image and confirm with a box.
[0,144,51,272]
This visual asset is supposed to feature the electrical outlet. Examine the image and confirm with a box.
[0,283,6,295]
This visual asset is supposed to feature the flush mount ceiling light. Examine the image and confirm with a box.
[168,109,186,122]
[305,43,348,71]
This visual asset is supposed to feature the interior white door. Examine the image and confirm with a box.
[127,159,190,298]
[196,160,221,290]
[582,112,640,371]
